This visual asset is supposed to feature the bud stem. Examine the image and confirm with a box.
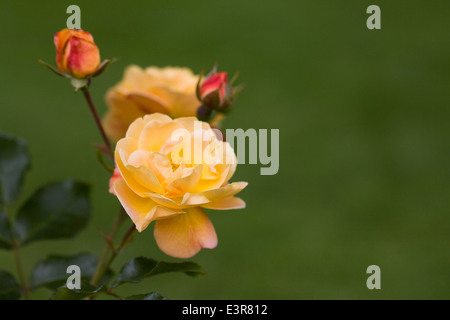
[81,87,114,159]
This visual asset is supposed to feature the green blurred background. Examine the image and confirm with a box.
[1,0,450,299]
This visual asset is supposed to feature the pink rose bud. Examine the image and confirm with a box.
[199,71,230,111]
[200,72,228,102]
[196,66,243,121]
[197,66,243,111]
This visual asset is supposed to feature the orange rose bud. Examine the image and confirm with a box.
[54,28,100,78]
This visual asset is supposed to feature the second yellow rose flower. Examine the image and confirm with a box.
[102,66,203,142]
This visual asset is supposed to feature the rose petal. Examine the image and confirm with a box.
[127,149,151,167]
[127,92,169,114]
[54,29,72,70]
[148,192,184,209]
[120,65,153,90]
[165,91,201,119]
[165,164,203,194]
[138,117,185,151]
[193,166,230,193]
[174,117,211,134]
[201,196,246,210]
[154,207,217,258]
[201,72,228,97]
[64,36,100,78]
[123,164,165,195]
[114,179,180,232]
[124,114,148,139]
[145,181,248,209]
[115,140,165,195]
[103,91,147,141]
[182,181,248,206]
[148,152,173,183]
[144,67,198,90]
[103,112,136,143]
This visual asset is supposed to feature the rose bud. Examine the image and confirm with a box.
[200,72,228,106]
[54,28,101,79]
[197,66,243,113]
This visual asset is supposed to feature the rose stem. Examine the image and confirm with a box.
[106,223,136,266]
[80,86,136,288]
[4,203,30,300]
[90,207,126,286]
[90,221,136,287]
[105,289,125,300]
[12,243,29,300]
[81,87,114,159]
[81,86,125,287]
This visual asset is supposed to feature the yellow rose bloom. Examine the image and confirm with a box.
[102,65,202,141]
[112,113,247,258]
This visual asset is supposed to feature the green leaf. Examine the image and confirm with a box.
[50,282,105,300]
[112,257,206,288]
[125,292,168,300]
[0,209,13,250]
[0,270,21,300]
[14,180,91,246]
[91,58,117,78]
[37,59,71,78]
[30,253,113,290]
[0,132,30,206]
